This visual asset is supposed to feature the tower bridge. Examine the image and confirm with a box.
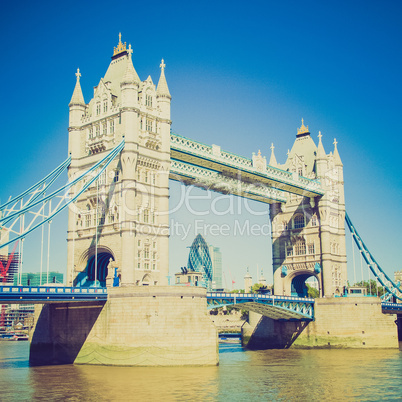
[1,35,401,364]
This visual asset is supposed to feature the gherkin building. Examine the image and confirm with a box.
[187,234,213,289]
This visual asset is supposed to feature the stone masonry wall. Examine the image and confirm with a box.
[242,297,398,349]
[30,286,218,366]
[294,297,398,348]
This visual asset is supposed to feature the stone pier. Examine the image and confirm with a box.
[30,286,218,366]
[397,314,402,351]
[242,297,398,349]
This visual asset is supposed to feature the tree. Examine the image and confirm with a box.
[306,283,319,298]
[353,280,384,297]
[251,283,265,293]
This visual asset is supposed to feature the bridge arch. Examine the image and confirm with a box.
[140,273,153,286]
[287,270,321,298]
[75,246,116,287]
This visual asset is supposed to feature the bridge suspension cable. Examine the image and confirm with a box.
[345,212,402,301]
[0,139,125,250]
[0,156,71,219]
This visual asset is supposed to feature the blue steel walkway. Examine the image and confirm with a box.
[0,285,107,303]
[207,292,315,321]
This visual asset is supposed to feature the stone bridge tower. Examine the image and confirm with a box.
[270,120,347,297]
[67,35,171,287]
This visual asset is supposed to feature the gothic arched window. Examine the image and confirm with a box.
[295,240,306,255]
[294,215,305,229]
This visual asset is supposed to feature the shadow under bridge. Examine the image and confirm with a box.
[207,293,314,321]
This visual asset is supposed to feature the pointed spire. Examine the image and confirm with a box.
[156,58,171,98]
[69,68,85,106]
[317,131,326,159]
[122,44,140,84]
[333,138,343,165]
[269,143,278,167]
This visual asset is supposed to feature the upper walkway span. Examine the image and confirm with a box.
[170,132,324,203]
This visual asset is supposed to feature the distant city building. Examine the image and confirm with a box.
[208,245,223,290]
[185,234,223,290]
[1,304,34,330]
[394,270,402,298]
[244,269,252,293]
[13,272,64,286]
[259,269,267,286]
[0,252,19,285]
[0,227,9,256]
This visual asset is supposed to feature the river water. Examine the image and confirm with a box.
[0,342,401,401]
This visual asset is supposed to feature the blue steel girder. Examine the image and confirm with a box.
[170,159,287,204]
[207,293,314,321]
[170,132,324,199]
[382,302,402,314]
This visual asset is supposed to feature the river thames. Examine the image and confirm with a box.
[0,342,401,401]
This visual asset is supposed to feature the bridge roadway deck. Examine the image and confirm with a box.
[207,292,315,321]
[0,285,107,303]
[1,286,398,319]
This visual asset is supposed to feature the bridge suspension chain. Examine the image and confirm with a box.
[0,139,125,250]
[345,212,402,301]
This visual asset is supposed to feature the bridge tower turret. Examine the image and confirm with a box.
[68,69,86,161]
[119,44,140,286]
[270,120,347,297]
[155,59,172,269]
[66,35,171,288]
[315,137,347,297]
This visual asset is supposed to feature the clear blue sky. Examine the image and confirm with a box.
[1,0,401,287]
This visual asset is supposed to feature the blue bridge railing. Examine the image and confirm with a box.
[0,285,108,303]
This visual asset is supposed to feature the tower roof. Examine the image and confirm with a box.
[284,119,317,174]
[102,34,140,99]
[69,69,85,106]
[156,59,171,98]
